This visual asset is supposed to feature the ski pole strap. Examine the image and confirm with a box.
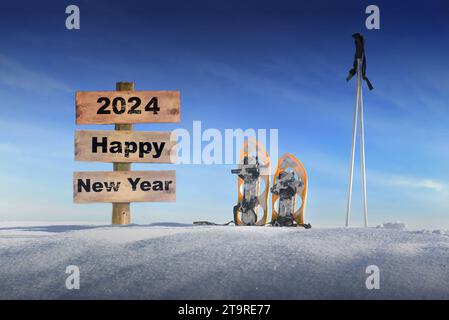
[346,33,373,91]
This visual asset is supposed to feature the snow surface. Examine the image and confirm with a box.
[376,222,407,230]
[0,222,448,299]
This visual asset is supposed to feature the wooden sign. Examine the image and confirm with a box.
[74,170,176,203]
[76,90,180,124]
[75,130,177,163]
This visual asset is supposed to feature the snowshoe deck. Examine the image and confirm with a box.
[232,139,270,226]
[271,153,308,226]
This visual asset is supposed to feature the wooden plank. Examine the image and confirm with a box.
[76,90,180,124]
[74,171,176,203]
[75,130,177,163]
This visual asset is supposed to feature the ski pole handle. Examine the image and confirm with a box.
[352,33,364,59]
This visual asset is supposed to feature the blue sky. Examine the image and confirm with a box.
[1,0,449,228]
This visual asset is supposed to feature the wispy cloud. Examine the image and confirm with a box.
[198,59,349,117]
[0,142,23,154]
[0,119,73,163]
[377,175,447,193]
[305,148,449,194]
[0,55,72,93]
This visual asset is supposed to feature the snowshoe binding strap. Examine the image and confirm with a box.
[193,221,235,226]
[270,216,312,228]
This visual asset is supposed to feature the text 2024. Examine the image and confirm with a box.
[97,96,159,115]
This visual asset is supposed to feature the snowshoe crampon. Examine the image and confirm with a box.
[231,139,270,226]
[271,153,309,227]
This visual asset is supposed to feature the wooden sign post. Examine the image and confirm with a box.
[74,82,180,225]
[113,82,133,225]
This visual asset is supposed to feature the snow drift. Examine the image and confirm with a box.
[0,222,448,299]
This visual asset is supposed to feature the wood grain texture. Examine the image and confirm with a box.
[74,170,176,203]
[75,130,177,163]
[76,90,180,124]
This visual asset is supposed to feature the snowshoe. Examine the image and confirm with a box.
[231,139,270,226]
[271,153,310,228]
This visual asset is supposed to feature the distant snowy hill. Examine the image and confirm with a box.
[0,222,448,299]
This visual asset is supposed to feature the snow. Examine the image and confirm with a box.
[376,222,407,230]
[0,222,449,299]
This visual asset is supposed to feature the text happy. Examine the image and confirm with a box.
[91,137,166,158]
